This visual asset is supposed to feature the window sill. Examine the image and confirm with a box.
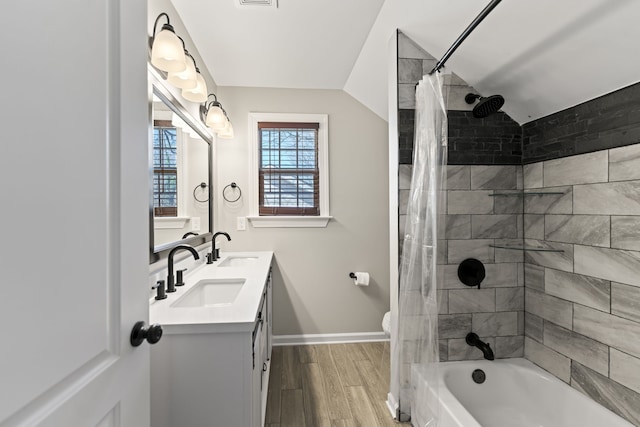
[247,216,332,228]
[153,216,190,229]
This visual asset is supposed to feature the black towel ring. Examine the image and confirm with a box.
[193,182,209,203]
[223,182,242,203]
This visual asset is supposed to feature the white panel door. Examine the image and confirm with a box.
[0,1,150,426]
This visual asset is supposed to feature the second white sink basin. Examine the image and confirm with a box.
[171,278,246,308]
[218,256,259,267]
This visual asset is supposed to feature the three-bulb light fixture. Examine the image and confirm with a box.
[150,13,233,139]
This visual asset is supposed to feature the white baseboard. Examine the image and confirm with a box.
[272,332,388,346]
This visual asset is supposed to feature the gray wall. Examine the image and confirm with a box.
[215,86,390,336]
[523,150,640,426]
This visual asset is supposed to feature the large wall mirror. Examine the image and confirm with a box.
[149,71,213,263]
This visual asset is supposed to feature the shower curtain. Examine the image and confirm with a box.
[392,72,448,425]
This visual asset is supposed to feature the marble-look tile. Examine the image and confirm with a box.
[398,83,416,109]
[448,336,495,361]
[517,263,525,286]
[525,337,571,383]
[525,289,573,330]
[440,264,468,290]
[543,322,609,375]
[611,216,640,251]
[448,288,496,313]
[442,262,518,289]
[398,58,423,84]
[517,214,524,239]
[574,181,640,215]
[524,186,573,214]
[446,85,477,111]
[496,287,524,311]
[575,245,640,287]
[573,305,640,358]
[543,151,608,187]
[611,282,640,323]
[398,32,434,59]
[399,165,412,190]
[399,214,408,240]
[439,339,448,361]
[447,239,494,264]
[518,310,525,335]
[446,166,470,190]
[471,215,518,239]
[442,72,468,86]
[525,313,543,342]
[437,240,448,265]
[524,263,544,291]
[523,163,543,189]
[438,290,448,315]
[523,240,574,273]
[447,190,493,214]
[472,312,518,336]
[609,143,640,182]
[445,215,471,239]
[524,214,544,240]
[399,189,410,215]
[422,59,438,77]
[438,314,472,339]
[544,215,610,247]
[494,193,524,214]
[610,348,640,395]
[545,269,610,312]
[470,166,518,190]
[496,336,524,358]
[571,362,640,426]
[516,166,524,190]
[494,239,524,263]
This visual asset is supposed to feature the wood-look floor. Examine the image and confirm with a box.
[265,342,408,427]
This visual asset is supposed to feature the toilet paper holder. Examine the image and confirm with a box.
[349,272,357,279]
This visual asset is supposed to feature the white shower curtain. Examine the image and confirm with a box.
[392,72,448,425]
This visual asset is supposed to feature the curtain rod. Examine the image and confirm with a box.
[429,0,503,75]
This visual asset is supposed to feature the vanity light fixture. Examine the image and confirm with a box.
[181,66,208,103]
[167,51,198,90]
[201,94,233,138]
[150,13,186,72]
[203,94,226,128]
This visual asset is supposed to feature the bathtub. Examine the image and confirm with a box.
[411,358,634,427]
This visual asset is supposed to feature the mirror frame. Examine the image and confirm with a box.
[149,69,214,263]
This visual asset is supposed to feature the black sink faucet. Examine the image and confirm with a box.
[466,332,495,360]
[208,231,231,264]
[166,244,200,293]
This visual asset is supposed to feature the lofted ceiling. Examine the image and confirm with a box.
[170,0,640,124]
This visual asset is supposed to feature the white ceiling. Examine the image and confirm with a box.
[171,0,640,124]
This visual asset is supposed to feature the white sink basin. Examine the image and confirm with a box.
[218,256,259,267]
[171,278,246,308]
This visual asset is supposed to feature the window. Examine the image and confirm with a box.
[153,120,178,217]
[259,122,319,216]
[248,113,331,228]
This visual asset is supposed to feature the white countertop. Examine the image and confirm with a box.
[149,251,273,334]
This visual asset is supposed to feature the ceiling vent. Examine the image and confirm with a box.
[236,0,278,8]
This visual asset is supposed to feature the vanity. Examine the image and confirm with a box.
[150,251,274,427]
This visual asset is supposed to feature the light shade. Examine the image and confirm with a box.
[167,53,197,89]
[151,24,186,72]
[205,105,226,128]
[218,122,234,139]
[182,72,207,103]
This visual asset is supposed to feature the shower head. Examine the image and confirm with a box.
[465,93,505,118]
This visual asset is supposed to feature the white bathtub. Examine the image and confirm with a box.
[411,358,634,427]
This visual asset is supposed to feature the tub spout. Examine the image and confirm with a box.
[466,332,494,360]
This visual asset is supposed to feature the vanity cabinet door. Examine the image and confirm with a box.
[252,320,263,427]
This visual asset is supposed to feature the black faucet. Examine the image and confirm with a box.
[166,244,200,293]
[466,332,495,360]
[208,231,231,264]
[182,231,199,239]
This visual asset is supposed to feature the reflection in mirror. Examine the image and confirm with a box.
[150,72,213,263]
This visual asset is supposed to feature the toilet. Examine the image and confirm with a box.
[382,311,391,337]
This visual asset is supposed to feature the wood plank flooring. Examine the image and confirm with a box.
[266,342,409,427]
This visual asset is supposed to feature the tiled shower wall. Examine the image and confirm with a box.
[522,148,640,425]
[399,164,525,361]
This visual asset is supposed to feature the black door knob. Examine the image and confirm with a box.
[130,321,163,347]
